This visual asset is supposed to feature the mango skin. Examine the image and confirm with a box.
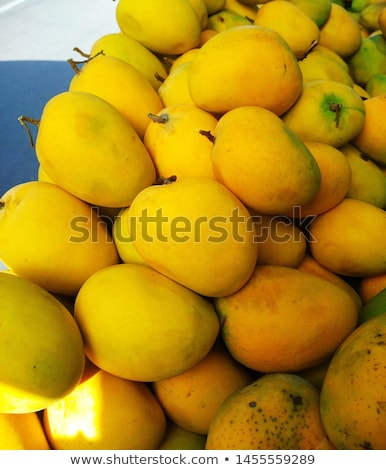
[215,265,358,373]
[206,373,333,450]
[115,0,202,55]
[0,272,85,414]
[320,312,386,449]
[309,198,386,277]
[74,263,220,382]
[35,91,156,208]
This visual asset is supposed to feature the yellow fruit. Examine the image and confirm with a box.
[309,198,386,277]
[123,177,258,297]
[115,0,202,55]
[215,265,358,373]
[153,343,253,434]
[320,312,386,449]
[281,79,366,148]
[0,413,50,450]
[359,2,386,31]
[353,82,371,99]
[89,32,168,90]
[0,181,119,295]
[211,106,321,214]
[203,0,226,14]
[347,35,386,87]
[159,421,207,450]
[297,254,363,314]
[254,1,320,58]
[359,272,386,303]
[157,61,195,107]
[294,141,352,216]
[43,367,166,450]
[253,214,307,268]
[144,104,217,180]
[69,54,164,139]
[298,49,354,86]
[340,143,386,209]
[351,94,386,166]
[74,263,220,382]
[286,0,332,27]
[298,359,331,391]
[169,48,200,73]
[379,6,386,34]
[0,272,85,413]
[188,25,303,116]
[35,91,156,208]
[318,3,363,57]
[187,0,209,29]
[206,373,334,450]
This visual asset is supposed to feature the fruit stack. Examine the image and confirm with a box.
[0,0,386,451]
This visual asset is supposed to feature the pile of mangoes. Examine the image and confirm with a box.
[1,0,386,451]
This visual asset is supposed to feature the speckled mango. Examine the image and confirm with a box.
[320,312,386,449]
[206,373,334,450]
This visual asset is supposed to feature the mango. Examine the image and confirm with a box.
[215,265,358,373]
[358,287,386,324]
[320,312,386,449]
[159,421,207,450]
[0,272,85,413]
[309,198,386,277]
[207,9,253,32]
[35,91,156,208]
[206,373,333,450]
[89,32,168,90]
[0,412,50,449]
[69,54,164,139]
[44,367,166,450]
[211,106,321,215]
[188,25,303,116]
[0,181,119,295]
[115,0,202,55]
[74,263,220,382]
[122,176,258,298]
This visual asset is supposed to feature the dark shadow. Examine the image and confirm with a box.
[0,60,75,196]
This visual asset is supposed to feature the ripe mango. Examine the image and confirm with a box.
[211,105,321,214]
[188,25,303,116]
[0,413,50,449]
[115,0,202,55]
[0,272,85,413]
[215,265,358,373]
[206,373,333,450]
[122,177,258,298]
[74,263,220,382]
[35,91,156,208]
[0,181,119,295]
[320,312,386,449]
[309,198,386,277]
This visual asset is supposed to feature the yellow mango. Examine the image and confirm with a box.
[153,343,253,434]
[69,54,164,139]
[187,0,209,29]
[35,91,156,208]
[206,373,333,450]
[215,265,358,372]
[286,0,332,27]
[121,177,258,297]
[44,367,166,450]
[159,421,207,450]
[203,0,226,14]
[253,214,307,268]
[188,25,303,116]
[254,1,320,59]
[0,413,50,450]
[309,198,386,277]
[115,0,202,55]
[144,103,218,180]
[113,208,148,266]
[211,106,321,214]
[89,32,168,90]
[0,272,85,413]
[320,312,386,449]
[157,61,195,107]
[0,181,119,295]
[74,263,220,382]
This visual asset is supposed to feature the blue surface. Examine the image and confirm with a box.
[0,60,74,196]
